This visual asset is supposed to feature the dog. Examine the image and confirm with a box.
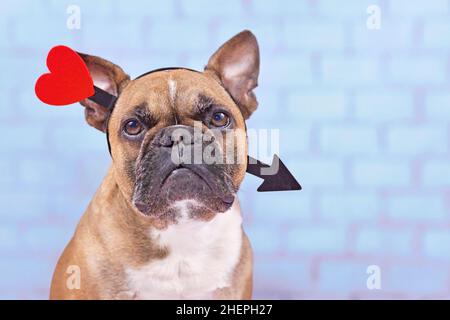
[50,30,259,299]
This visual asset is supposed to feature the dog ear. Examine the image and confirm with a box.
[77,53,130,132]
[205,30,260,120]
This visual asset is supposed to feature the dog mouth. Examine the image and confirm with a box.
[132,164,235,216]
[179,164,235,202]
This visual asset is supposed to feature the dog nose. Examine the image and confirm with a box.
[152,125,198,148]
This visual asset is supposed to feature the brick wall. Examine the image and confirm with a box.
[1,0,450,299]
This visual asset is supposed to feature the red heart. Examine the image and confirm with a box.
[35,45,94,106]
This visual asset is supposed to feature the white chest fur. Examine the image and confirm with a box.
[125,201,243,299]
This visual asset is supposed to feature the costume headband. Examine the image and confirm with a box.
[35,45,301,192]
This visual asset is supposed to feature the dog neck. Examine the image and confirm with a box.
[86,166,243,259]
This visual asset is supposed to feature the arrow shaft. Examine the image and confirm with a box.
[246,156,269,179]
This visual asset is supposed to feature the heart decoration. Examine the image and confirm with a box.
[35,45,94,106]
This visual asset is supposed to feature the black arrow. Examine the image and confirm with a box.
[246,155,302,192]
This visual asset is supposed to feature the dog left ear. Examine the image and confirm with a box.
[77,53,130,132]
[205,30,260,119]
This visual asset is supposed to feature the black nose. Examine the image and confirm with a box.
[152,125,201,148]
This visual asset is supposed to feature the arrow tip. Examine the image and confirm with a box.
[257,155,302,192]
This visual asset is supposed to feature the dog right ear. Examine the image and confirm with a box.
[205,30,260,120]
[77,53,130,132]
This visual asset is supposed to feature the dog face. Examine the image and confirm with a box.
[78,31,259,225]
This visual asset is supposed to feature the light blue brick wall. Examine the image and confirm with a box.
[386,125,448,155]
[286,225,347,255]
[424,21,450,49]
[355,227,414,257]
[319,192,379,222]
[426,93,450,119]
[352,160,411,188]
[423,230,450,261]
[288,91,348,120]
[284,20,346,51]
[389,0,448,16]
[423,161,450,188]
[387,194,448,221]
[1,0,450,299]
[389,57,447,85]
[316,260,372,297]
[319,125,379,155]
[354,91,414,121]
[386,265,449,297]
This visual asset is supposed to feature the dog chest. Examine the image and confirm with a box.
[125,202,243,299]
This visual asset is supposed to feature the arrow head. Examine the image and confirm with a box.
[257,155,302,192]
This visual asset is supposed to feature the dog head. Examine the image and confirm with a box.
[78,30,259,225]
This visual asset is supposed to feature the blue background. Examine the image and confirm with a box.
[1,0,450,299]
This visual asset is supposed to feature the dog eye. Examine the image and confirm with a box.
[124,119,143,135]
[210,112,230,128]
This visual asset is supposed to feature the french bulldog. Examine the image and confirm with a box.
[50,30,259,300]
